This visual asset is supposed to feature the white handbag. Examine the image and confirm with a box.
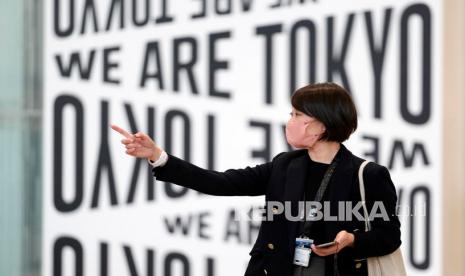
[358,161,407,276]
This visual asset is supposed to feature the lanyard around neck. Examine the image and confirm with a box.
[300,152,340,237]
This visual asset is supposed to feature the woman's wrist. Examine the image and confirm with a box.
[149,148,162,161]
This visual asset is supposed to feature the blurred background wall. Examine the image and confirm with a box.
[0,0,42,275]
[443,0,465,274]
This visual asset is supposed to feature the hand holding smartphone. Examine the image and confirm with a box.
[315,241,337,248]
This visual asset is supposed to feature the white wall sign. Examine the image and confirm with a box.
[43,0,442,275]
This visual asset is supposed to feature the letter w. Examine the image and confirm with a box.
[163,215,193,236]
[55,50,96,79]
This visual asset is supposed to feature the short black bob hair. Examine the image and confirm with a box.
[291,82,357,142]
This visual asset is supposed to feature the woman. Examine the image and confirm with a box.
[111,82,401,276]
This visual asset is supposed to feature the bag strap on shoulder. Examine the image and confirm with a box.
[358,160,371,232]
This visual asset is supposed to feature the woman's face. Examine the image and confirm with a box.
[285,107,326,148]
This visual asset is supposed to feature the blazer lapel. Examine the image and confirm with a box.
[326,149,354,201]
[320,146,359,239]
[283,153,308,214]
[283,151,308,254]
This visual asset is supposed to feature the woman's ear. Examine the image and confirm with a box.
[317,126,327,140]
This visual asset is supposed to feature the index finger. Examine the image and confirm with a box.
[111,124,133,139]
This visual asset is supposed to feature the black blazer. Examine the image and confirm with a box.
[152,144,401,276]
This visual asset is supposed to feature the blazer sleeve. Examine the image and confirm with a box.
[352,164,402,258]
[151,153,284,196]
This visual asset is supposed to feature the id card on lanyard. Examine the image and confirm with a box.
[293,237,313,267]
[293,152,340,267]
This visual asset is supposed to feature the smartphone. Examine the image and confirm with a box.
[315,241,336,248]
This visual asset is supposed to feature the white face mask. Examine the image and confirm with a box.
[285,110,326,148]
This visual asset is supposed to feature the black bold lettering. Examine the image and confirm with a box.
[164,253,190,276]
[164,215,193,235]
[326,14,355,93]
[255,24,283,104]
[206,257,215,276]
[53,95,84,212]
[155,0,174,24]
[132,0,150,26]
[364,9,392,119]
[105,0,124,30]
[400,4,432,124]
[240,0,254,12]
[53,236,83,276]
[388,140,430,169]
[224,209,242,243]
[91,101,119,208]
[80,0,99,34]
[140,41,164,89]
[290,20,317,94]
[215,0,232,15]
[54,0,75,37]
[103,46,121,84]
[409,186,430,269]
[173,37,199,94]
[191,0,207,19]
[198,212,211,239]
[122,247,154,276]
[249,121,271,162]
[147,249,155,276]
[55,50,96,79]
[124,246,141,276]
[100,243,108,276]
[209,31,231,98]
[207,114,216,170]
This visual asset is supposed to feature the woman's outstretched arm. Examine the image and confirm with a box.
[111,124,276,196]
